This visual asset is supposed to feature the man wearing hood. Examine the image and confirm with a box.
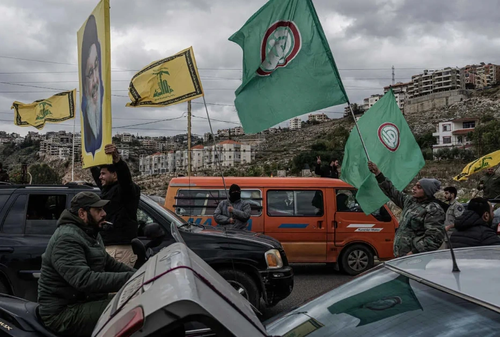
[38,192,135,336]
[368,161,445,257]
[214,184,251,230]
[450,197,500,248]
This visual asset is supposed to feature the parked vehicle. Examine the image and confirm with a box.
[165,177,399,275]
[266,246,500,336]
[0,183,293,309]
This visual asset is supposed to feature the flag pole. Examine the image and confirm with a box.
[187,100,192,177]
[347,102,371,161]
[71,115,75,181]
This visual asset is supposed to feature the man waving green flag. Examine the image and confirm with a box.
[341,90,425,215]
[229,0,348,134]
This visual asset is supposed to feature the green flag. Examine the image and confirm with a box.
[229,0,348,134]
[341,90,425,215]
[328,275,422,326]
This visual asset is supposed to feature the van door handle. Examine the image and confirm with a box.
[317,221,323,229]
[333,221,338,229]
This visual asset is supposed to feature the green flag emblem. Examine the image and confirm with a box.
[229,0,348,134]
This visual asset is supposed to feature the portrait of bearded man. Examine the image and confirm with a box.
[80,14,104,156]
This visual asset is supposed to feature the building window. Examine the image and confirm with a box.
[457,136,463,144]
[442,124,451,132]
[443,136,452,144]
[463,121,475,129]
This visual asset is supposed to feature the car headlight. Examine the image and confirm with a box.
[265,249,283,269]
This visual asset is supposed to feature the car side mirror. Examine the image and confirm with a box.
[144,223,166,249]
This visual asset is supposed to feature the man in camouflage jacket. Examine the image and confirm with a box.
[368,161,446,257]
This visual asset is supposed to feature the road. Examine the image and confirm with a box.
[260,264,354,321]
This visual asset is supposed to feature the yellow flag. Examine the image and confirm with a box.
[453,150,500,181]
[126,47,204,107]
[11,90,76,130]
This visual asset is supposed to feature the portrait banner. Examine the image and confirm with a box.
[11,90,76,130]
[126,47,204,108]
[78,0,112,168]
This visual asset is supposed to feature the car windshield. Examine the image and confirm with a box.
[266,266,500,336]
[141,195,187,227]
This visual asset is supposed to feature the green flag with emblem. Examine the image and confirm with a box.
[341,89,425,215]
[229,0,348,134]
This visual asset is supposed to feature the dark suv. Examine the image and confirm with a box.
[0,183,293,309]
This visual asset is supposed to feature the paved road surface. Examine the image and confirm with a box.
[261,264,354,321]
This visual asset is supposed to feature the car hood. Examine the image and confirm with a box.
[192,226,282,250]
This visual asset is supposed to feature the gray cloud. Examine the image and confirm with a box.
[0,0,499,137]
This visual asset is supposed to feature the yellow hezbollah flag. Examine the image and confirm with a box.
[126,47,204,107]
[11,90,76,130]
[453,149,500,181]
[77,0,112,168]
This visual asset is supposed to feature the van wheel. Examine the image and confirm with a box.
[218,269,260,310]
[341,244,374,276]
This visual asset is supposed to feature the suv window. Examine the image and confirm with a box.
[267,190,324,217]
[137,204,166,237]
[26,194,67,235]
[2,194,27,234]
[175,189,262,217]
[0,195,9,214]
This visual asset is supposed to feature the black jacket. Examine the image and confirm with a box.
[449,210,500,248]
[91,160,141,246]
[315,163,339,178]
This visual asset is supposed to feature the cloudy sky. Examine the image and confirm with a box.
[0,0,499,138]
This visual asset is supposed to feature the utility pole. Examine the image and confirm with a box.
[392,65,395,85]
[187,100,192,177]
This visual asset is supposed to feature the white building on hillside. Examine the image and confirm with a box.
[289,117,301,130]
[432,117,477,153]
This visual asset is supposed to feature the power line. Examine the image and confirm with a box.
[112,113,186,129]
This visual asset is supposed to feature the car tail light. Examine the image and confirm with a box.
[103,307,144,337]
[497,223,500,235]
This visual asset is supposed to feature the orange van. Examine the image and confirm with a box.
[165,177,399,275]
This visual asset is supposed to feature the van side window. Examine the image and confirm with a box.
[336,189,392,222]
[175,189,262,217]
[267,190,323,217]
[336,190,362,212]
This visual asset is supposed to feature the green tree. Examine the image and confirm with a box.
[471,120,500,156]
[29,163,61,184]
[415,131,436,149]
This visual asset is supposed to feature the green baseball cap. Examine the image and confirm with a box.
[70,192,109,212]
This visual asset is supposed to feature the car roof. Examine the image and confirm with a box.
[385,246,500,312]
[169,176,353,189]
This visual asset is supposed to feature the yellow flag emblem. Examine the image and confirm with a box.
[453,149,500,181]
[11,90,76,130]
[126,47,204,108]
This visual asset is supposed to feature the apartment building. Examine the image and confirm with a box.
[139,140,256,175]
[463,63,500,89]
[432,117,477,153]
[308,113,329,123]
[289,117,302,130]
[383,82,411,110]
[408,67,462,98]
